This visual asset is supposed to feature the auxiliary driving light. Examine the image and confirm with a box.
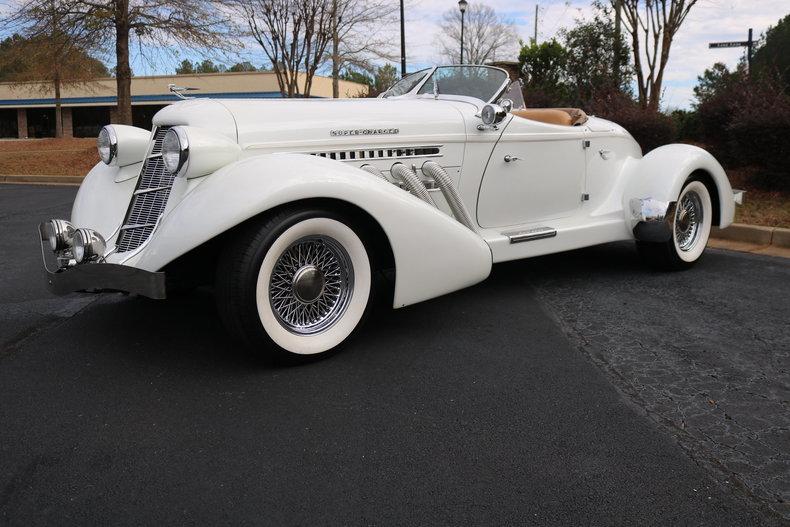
[43,219,75,251]
[73,228,106,263]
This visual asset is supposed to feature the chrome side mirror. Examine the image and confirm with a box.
[500,98,513,113]
[477,104,507,130]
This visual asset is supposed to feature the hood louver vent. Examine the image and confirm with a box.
[309,146,441,162]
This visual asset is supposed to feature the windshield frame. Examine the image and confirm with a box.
[385,65,511,104]
[380,68,431,98]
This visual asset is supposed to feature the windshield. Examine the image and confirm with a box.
[383,69,430,98]
[417,66,509,102]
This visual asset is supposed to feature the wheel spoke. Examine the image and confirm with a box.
[268,234,354,335]
[676,190,703,252]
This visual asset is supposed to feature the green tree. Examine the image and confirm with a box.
[228,61,257,72]
[561,1,631,105]
[752,14,790,90]
[692,62,743,106]
[338,67,372,97]
[175,59,195,74]
[195,59,225,73]
[518,39,570,106]
[373,64,398,95]
[176,58,229,74]
[339,68,372,86]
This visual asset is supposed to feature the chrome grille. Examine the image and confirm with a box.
[115,126,172,253]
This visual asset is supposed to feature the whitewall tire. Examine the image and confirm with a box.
[255,218,370,355]
[637,178,713,271]
[216,208,373,360]
[672,180,712,263]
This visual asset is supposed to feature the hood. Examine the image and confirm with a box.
[155,97,469,153]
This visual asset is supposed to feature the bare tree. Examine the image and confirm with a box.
[615,0,699,110]
[328,0,398,98]
[237,0,333,98]
[2,0,105,137]
[437,3,517,65]
[36,0,236,125]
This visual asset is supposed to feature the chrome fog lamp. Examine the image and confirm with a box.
[43,219,75,251]
[73,228,106,263]
[97,126,118,165]
[481,104,506,126]
[161,127,189,175]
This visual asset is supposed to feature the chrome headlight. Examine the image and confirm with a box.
[97,126,118,165]
[162,127,189,175]
[481,104,506,126]
[43,219,75,251]
[73,228,106,263]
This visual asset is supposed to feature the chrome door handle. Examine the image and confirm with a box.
[504,155,521,163]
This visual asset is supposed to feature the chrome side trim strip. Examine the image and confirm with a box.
[505,226,557,244]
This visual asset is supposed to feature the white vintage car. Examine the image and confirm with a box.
[40,65,742,359]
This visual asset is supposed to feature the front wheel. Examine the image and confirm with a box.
[216,208,372,360]
[637,179,713,271]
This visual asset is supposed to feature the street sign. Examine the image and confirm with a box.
[709,41,750,48]
[709,28,755,71]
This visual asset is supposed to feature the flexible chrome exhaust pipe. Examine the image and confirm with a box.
[391,163,435,206]
[421,161,476,231]
[360,164,389,181]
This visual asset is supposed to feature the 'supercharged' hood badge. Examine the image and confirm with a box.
[330,128,399,137]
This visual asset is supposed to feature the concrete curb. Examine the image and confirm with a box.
[712,223,790,249]
[0,174,83,185]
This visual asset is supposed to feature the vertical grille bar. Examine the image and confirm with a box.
[115,126,173,253]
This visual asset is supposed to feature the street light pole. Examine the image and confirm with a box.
[458,0,468,64]
[400,0,406,76]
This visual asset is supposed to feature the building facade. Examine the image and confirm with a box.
[0,71,368,139]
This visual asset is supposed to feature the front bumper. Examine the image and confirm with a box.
[38,223,166,299]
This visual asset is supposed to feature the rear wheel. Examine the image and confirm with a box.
[637,179,713,271]
[216,208,372,360]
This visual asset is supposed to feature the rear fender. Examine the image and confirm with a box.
[131,153,492,308]
[622,144,735,229]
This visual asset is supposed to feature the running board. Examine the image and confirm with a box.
[505,226,557,244]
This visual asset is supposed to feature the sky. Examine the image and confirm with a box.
[398,0,789,109]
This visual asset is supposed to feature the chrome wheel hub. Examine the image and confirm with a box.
[675,190,703,252]
[269,235,353,335]
[292,265,326,303]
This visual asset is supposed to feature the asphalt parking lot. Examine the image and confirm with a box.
[1,184,788,525]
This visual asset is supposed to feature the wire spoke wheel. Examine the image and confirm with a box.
[268,235,354,335]
[674,190,703,252]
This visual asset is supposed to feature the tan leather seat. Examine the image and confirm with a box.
[512,108,588,126]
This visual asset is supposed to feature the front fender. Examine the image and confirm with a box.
[622,144,734,228]
[132,154,493,308]
[71,162,140,237]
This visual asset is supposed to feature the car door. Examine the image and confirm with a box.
[476,115,587,228]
